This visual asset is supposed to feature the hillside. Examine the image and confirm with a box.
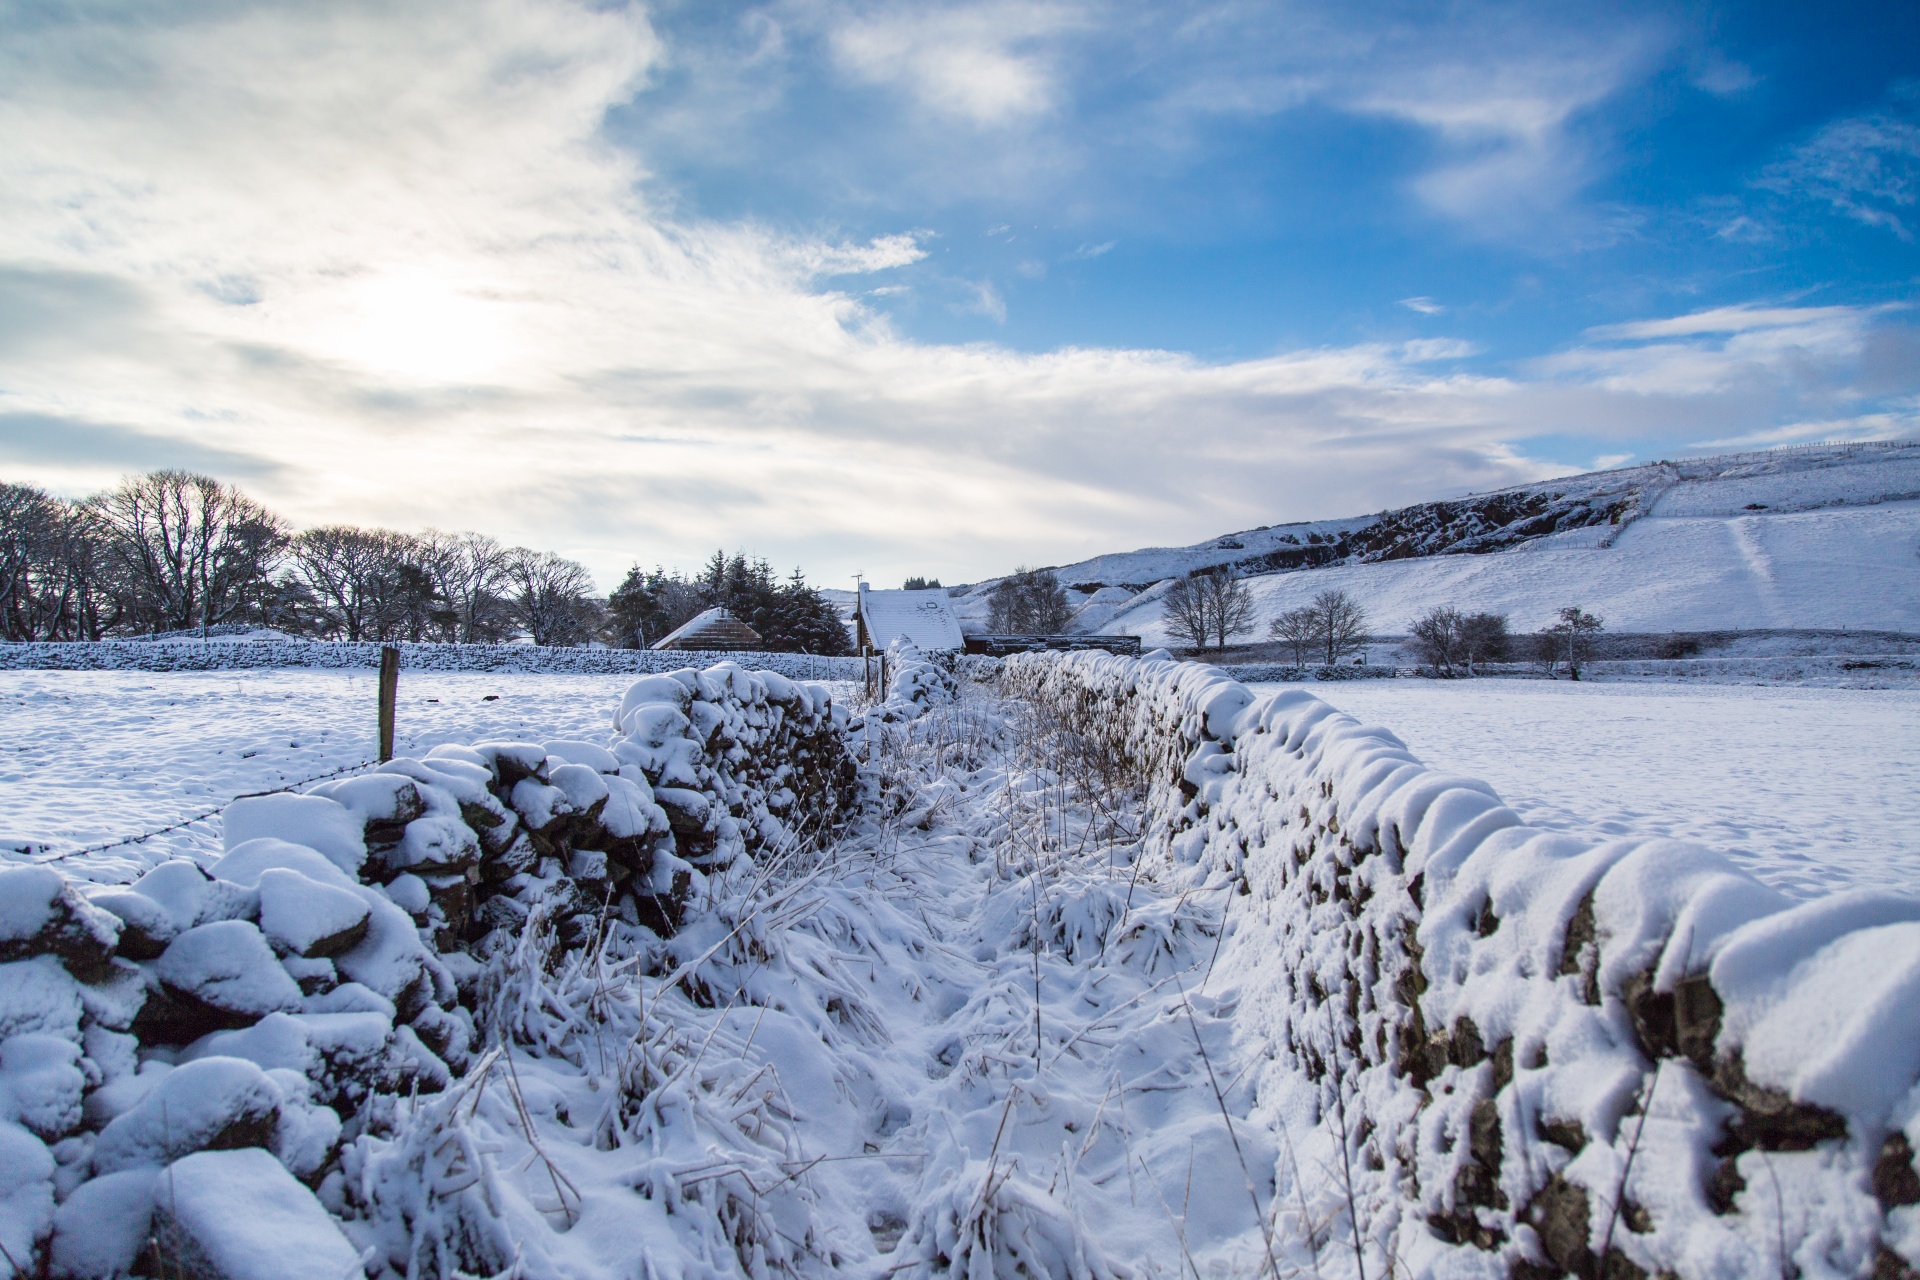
[952,439,1920,639]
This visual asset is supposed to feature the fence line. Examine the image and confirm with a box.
[24,756,382,867]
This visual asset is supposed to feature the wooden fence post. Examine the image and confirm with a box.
[378,646,399,763]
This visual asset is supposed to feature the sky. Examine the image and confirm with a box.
[0,0,1916,590]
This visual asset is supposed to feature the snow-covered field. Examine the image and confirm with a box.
[1257,677,1920,898]
[0,669,856,880]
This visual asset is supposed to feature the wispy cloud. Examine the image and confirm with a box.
[1067,240,1116,260]
[1399,296,1444,315]
[1757,86,1920,238]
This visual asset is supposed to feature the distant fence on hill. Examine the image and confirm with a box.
[0,639,866,681]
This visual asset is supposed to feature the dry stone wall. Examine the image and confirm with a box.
[1000,648,1920,1280]
[0,660,859,1278]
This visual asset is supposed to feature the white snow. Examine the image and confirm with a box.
[156,921,305,1019]
[92,1055,281,1173]
[1252,679,1920,896]
[222,793,366,877]
[154,1147,362,1280]
[256,868,371,959]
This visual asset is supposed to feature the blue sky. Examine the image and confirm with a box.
[0,0,1915,586]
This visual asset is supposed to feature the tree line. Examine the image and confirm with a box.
[0,470,849,653]
[1158,564,1608,678]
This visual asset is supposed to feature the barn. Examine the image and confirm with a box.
[651,607,762,651]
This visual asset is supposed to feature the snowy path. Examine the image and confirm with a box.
[423,682,1282,1278]
[1259,677,1920,898]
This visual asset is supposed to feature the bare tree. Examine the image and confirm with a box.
[1458,612,1509,675]
[1268,605,1318,667]
[291,526,396,641]
[427,531,513,643]
[1408,604,1464,675]
[1539,605,1603,678]
[1310,589,1370,666]
[1163,568,1258,651]
[1203,571,1256,650]
[988,566,1074,634]
[507,548,601,646]
[91,470,286,635]
[1162,573,1211,651]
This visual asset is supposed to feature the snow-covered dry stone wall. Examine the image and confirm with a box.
[1000,648,1920,1280]
[0,661,857,1279]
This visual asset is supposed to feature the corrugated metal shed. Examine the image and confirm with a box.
[651,607,762,651]
[856,585,965,652]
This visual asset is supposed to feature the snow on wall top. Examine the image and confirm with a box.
[857,585,964,651]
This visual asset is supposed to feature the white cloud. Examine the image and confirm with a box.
[956,279,1008,323]
[823,1,1083,126]
[1585,304,1877,341]
[1343,38,1656,235]
[1067,240,1116,260]
[0,2,1911,591]
[1399,296,1444,315]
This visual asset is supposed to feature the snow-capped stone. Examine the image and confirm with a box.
[0,865,121,981]
[0,957,84,1044]
[548,762,610,814]
[508,778,573,832]
[156,922,303,1022]
[221,793,365,877]
[471,742,548,785]
[92,1056,280,1174]
[307,772,426,841]
[543,739,620,773]
[0,1032,86,1141]
[210,838,357,891]
[0,1121,54,1272]
[49,1166,156,1280]
[256,869,370,959]
[87,886,179,959]
[152,1148,361,1280]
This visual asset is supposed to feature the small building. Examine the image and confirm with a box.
[652,607,762,651]
[855,584,965,652]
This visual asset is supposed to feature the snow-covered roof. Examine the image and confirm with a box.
[652,607,762,651]
[857,585,964,651]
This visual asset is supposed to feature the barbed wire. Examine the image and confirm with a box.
[23,756,383,866]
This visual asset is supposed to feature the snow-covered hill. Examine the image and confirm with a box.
[1005,439,1920,641]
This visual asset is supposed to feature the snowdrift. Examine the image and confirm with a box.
[1000,649,1920,1279]
[0,661,857,1278]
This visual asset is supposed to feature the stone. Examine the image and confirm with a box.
[151,1148,362,1280]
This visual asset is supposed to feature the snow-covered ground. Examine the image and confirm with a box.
[7,655,1920,1278]
[0,669,857,880]
[1256,677,1920,899]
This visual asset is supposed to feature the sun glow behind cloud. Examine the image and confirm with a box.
[0,0,1913,588]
